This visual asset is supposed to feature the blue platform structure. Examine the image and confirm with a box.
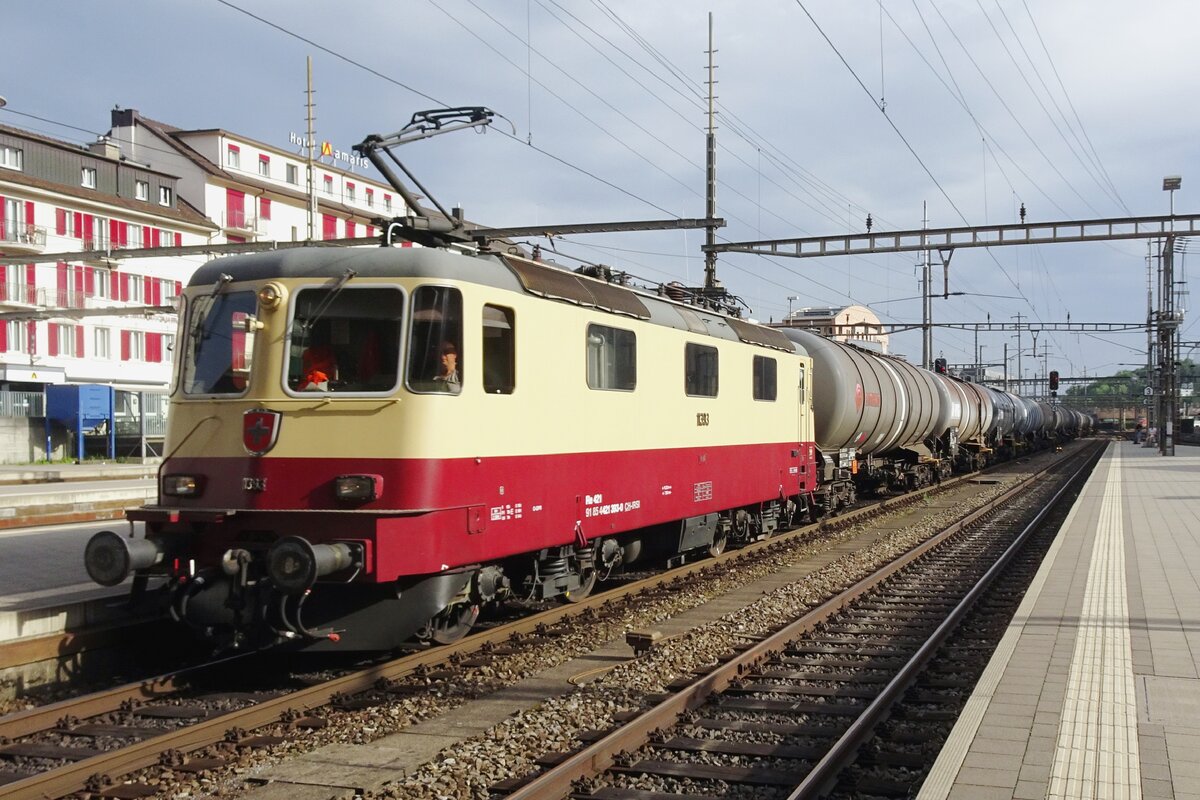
[44,385,115,461]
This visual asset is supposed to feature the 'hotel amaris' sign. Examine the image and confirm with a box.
[289,132,370,169]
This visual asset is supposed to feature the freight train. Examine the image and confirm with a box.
[83,244,1088,651]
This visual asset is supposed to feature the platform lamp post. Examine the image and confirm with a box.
[1161,176,1181,455]
[786,296,801,323]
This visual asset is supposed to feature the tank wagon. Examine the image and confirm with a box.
[83,245,1086,651]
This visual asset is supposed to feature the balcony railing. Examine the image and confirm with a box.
[221,211,265,235]
[1,221,47,252]
[0,281,39,306]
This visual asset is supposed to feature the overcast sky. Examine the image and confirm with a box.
[5,0,1197,381]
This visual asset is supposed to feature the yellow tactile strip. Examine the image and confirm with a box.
[1046,446,1140,799]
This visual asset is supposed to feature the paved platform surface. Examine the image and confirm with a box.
[0,464,157,648]
[920,440,1200,799]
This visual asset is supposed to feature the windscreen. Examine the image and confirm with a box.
[287,286,404,393]
[181,290,257,395]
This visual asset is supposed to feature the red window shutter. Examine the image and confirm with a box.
[151,227,161,247]
[82,214,93,245]
[84,267,94,295]
[25,264,36,304]
[56,209,67,236]
[322,214,336,240]
[0,265,6,302]
[259,197,271,220]
[346,220,356,238]
[56,262,68,305]
[76,326,85,357]
[120,330,131,361]
[144,276,153,302]
[118,222,129,248]
[366,225,374,238]
[73,212,82,238]
[110,269,119,298]
[120,273,130,302]
[48,323,58,357]
[152,279,162,305]
[226,189,245,228]
[0,195,6,239]
[73,266,84,308]
[174,232,182,247]
[24,201,33,227]
[174,280,182,296]
[109,219,119,246]
[142,226,151,247]
[0,320,6,351]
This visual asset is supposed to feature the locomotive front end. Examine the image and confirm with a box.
[84,251,474,651]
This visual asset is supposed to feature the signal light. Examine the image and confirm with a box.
[1049,370,1060,391]
[934,358,947,374]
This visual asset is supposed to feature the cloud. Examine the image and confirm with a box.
[4,0,1197,376]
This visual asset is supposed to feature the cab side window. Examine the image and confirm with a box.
[407,286,463,394]
[483,305,515,394]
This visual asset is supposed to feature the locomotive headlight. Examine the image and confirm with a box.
[163,474,203,497]
[257,282,286,311]
[334,474,382,502]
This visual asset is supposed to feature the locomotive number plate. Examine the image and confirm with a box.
[243,477,267,492]
[696,412,710,426]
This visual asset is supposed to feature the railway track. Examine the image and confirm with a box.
[492,440,1103,800]
[0,443,1093,799]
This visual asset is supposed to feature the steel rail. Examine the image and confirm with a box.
[500,441,1103,800]
[786,440,1104,799]
[0,453,984,742]
[0,446,1070,799]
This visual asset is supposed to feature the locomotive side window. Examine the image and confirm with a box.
[182,290,257,395]
[483,305,515,394]
[685,343,719,397]
[407,286,463,394]
[798,363,807,404]
[287,287,403,393]
[753,355,777,401]
[587,324,636,391]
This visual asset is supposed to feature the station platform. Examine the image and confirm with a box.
[919,441,1200,799]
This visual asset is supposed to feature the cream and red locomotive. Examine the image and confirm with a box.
[83,243,1086,650]
[84,245,821,649]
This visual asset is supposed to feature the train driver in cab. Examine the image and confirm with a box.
[432,340,461,393]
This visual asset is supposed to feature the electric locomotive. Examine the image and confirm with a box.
[83,245,821,650]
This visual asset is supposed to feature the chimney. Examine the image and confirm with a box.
[88,136,121,161]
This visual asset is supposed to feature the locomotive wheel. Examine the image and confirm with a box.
[425,602,479,645]
[708,530,728,557]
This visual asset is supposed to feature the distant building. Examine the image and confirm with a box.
[106,108,403,246]
[782,304,889,353]
[0,122,215,391]
[0,109,409,461]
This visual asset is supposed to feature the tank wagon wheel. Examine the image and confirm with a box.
[422,602,480,645]
[708,529,728,557]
